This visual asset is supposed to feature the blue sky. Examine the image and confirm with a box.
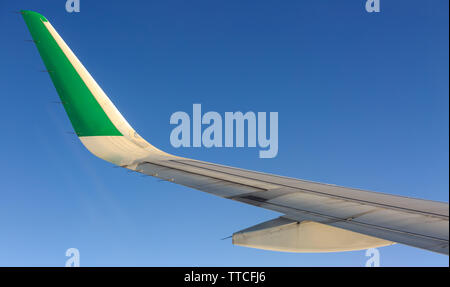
[0,0,448,266]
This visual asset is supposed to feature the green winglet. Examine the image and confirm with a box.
[21,10,122,137]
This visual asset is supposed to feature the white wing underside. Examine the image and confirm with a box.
[81,135,449,255]
[139,158,449,254]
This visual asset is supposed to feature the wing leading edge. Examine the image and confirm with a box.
[22,10,449,255]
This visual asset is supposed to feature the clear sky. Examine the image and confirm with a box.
[0,0,448,266]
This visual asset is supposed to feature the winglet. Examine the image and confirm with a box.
[21,10,123,137]
[22,11,170,165]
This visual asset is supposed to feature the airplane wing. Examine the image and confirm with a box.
[21,10,449,255]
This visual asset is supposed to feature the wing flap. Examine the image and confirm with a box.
[233,217,395,253]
